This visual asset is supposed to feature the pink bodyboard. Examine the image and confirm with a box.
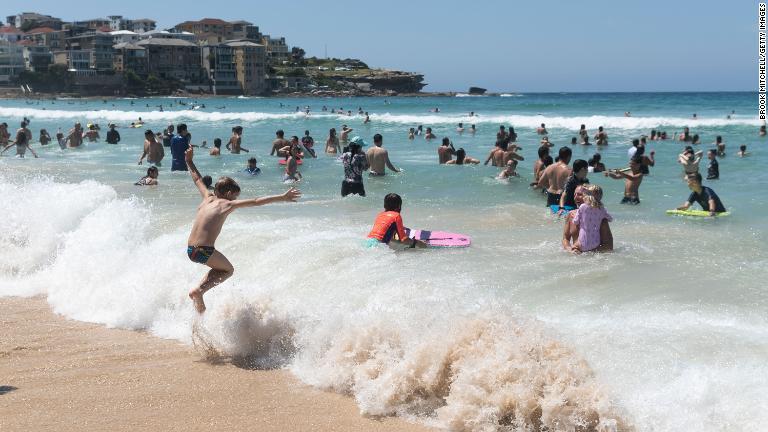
[404,227,471,248]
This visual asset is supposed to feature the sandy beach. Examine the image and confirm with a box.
[0,296,431,432]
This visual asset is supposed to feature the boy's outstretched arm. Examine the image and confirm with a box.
[231,187,301,209]
[184,147,210,199]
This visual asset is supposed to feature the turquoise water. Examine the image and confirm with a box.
[0,93,766,431]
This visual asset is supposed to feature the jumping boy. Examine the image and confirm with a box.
[184,147,301,313]
[367,193,427,249]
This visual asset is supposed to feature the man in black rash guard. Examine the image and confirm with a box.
[677,172,727,216]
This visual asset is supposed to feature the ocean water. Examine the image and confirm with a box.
[0,93,766,431]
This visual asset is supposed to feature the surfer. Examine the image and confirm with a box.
[366,193,427,249]
[184,147,300,313]
[676,173,727,216]
[366,134,400,176]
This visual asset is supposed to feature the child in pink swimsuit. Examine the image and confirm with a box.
[573,184,612,252]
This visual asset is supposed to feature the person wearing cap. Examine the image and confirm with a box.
[341,136,369,197]
[106,124,120,144]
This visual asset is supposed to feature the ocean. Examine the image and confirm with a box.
[0,92,765,431]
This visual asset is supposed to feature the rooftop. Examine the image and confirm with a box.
[113,42,145,50]
[225,40,264,47]
[26,27,57,34]
[136,38,197,47]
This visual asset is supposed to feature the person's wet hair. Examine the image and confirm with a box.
[572,159,588,173]
[144,129,154,137]
[214,176,241,198]
[455,148,467,164]
[558,146,572,162]
[248,157,257,164]
[383,193,402,212]
[373,133,383,143]
[542,155,554,167]
[214,138,222,148]
[442,137,450,146]
[688,172,703,184]
[588,153,601,166]
[276,129,284,137]
[202,175,213,189]
[740,145,747,151]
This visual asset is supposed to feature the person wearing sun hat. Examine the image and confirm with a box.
[341,136,369,197]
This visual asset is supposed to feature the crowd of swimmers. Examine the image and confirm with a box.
[0,110,758,313]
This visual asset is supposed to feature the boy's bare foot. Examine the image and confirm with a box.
[189,289,206,314]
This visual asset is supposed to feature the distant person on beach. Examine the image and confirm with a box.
[438,137,456,164]
[138,129,164,166]
[366,133,400,176]
[162,125,174,147]
[677,173,727,216]
[605,156,644,204]
[341,137,369,197]
[537,123,548,135]
[301,130,317,158]
[340,125,353,142]
[571,184,612,253]
[226,126,249,154]
[1,121,37,158]
[366,193,427,249]
[184,147,300,313]
[170,124,191,171]
[562,185,613,253]
[39,129,51,146]
[67,123,83,148]
[537,147,573,208]
[243,157,261,176]
[135,166,159,186]
[326,128,341,154]
[706,149,719,180]
[594,126,608,145]
[737,145,749,157]
[425,127,436,140]
[446,148,480,165]
[270,129,290,156]
[106,124,120,144]
[210,138,222,156]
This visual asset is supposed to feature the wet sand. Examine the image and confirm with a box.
[0,296,431,432]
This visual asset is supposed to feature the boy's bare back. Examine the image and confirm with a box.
[188,196,235,247]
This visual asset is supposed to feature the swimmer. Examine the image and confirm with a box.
[676,173,727,216]
[1,121,37,158]
[737,145,749,157]
[340,125,353,142]
[578,124,589,142]
[184,147,300,313]
[438,137,457,164]
[283,145,302,182]
[497,159,519,179]
[531,146,551,188]
[605,156,644,205]
[424,127,436,140]
[537,147,573,208]
[457,122,464,133]
[594,126,608,146]
[760,125,767,136]
[226,126,249,154]
[560,159,590,212]
[470,124,476,134]
[366,193,427,249]
[67,122,83,148]
[301,130,317,158]
[588,153,606,173]
[706,149,719,180]
[540,136,553,147]
[679,147,703,178]
[326,128,341,154]
[270,129,290,156]
[210,138,222,156]
[366,134,400,175]
[408,128,415,140]
[446,148,480,165]
[537,123,548,135]
[39,129,51,146]
[243,157,261,175]
[138,129,164,166]
[715,135,726,156]
[135,166,159,186]
[106,124,120,144]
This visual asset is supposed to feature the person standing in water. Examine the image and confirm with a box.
[326,128,341,154]
[366,133,400,176]
[170,123,191,171]
[184,147,301,313]
[341,137,369,197]
[438,137,457,164]
[1,121,37,158]
[537,147,573,209]
[106,124,120,144]
[138,129,164,166]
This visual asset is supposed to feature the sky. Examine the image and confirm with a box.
[4,0,758,92]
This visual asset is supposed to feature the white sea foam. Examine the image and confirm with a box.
[1,106,759,130]
[0,176,630,431]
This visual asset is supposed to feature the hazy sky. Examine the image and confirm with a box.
[5,1,757,91]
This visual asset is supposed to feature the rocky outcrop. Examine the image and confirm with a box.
[327,71,426,94]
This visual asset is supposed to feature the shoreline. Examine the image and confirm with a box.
[0,296,431,432]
